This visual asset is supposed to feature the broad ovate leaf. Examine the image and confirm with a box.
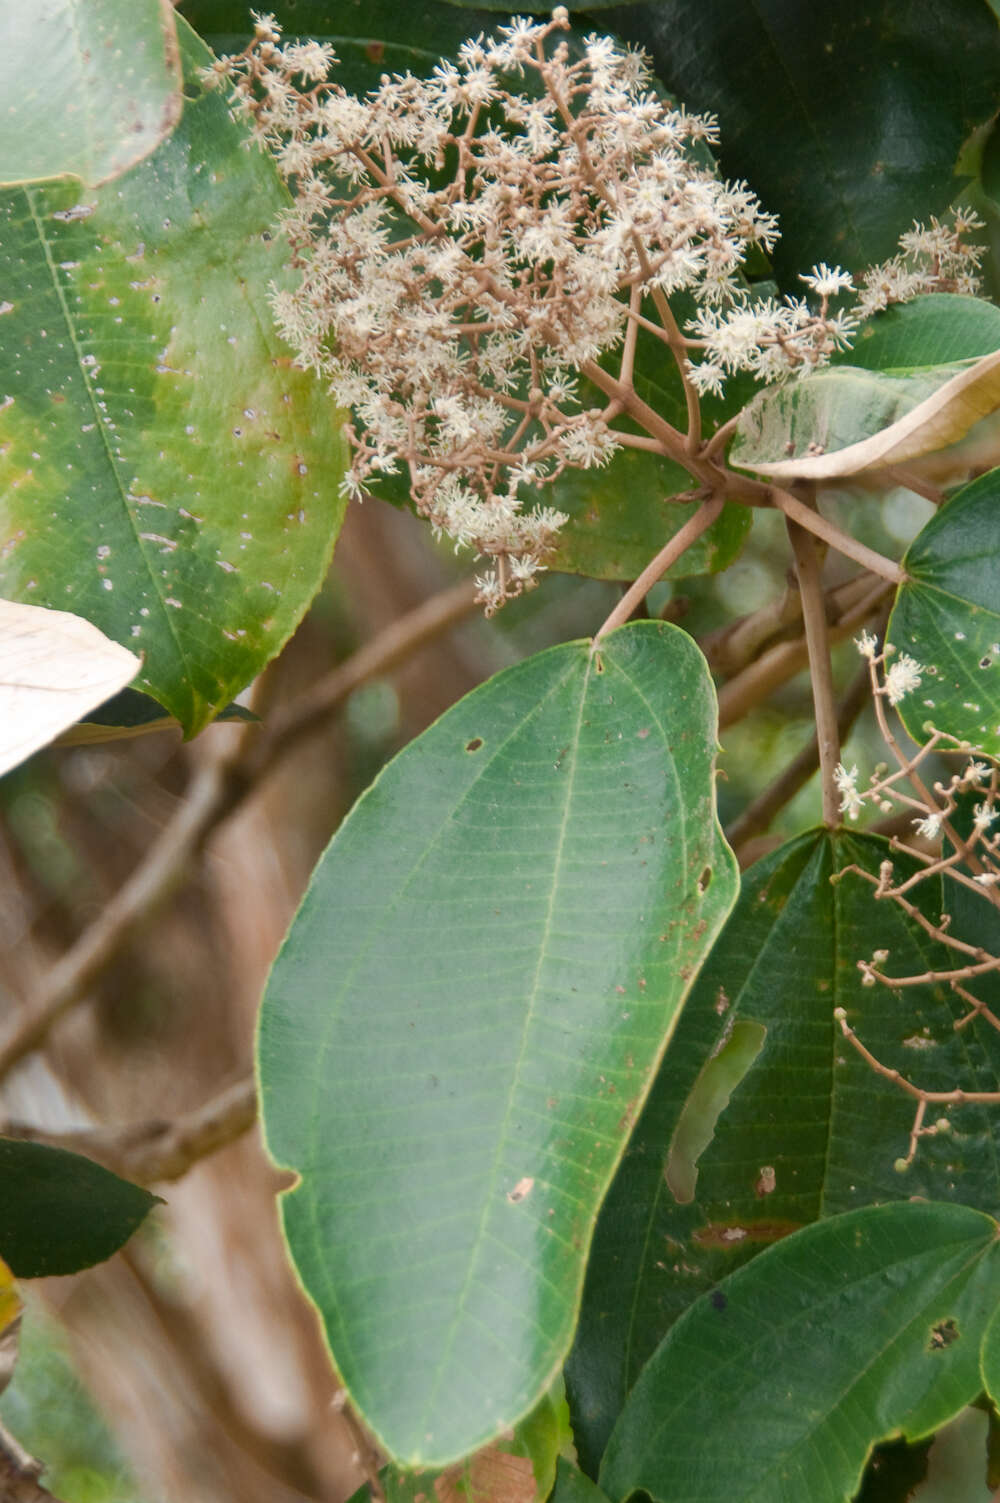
[889,468,1000,753]
[600,1202,1000,1503]
[730,350,1000,482]
[567,831,1000,1473]
[257,622,738,1467]
[0,19,347,736]
[0,0,182,188]
[0,598,139,775]
[0,1138,161,1277]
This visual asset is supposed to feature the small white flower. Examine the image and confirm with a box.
[974,802,999,833]
[913,813,943,840]
[884,652,923,706]
[799,263,854,297]
[854,630,879,660]
[834,762,863,821]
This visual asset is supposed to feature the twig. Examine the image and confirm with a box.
[725,658,873,853]
[0,580,479,1085]
[786,513,841,826]
[1,1074,258,1185]
[772,487,905,584]
[592,497,724,645]
[716,575,891,729]
[0,1421,67,1503]
[701,570,878,679]
[332,1392,386,1503]
[835,1007,1000,1166]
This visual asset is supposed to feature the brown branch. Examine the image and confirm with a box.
[1,1074,258,1185]
[786,512,841,826]
[702,570,877,679]
[593,497,724,644]
[835,1007,1000,1166]
[0,580,479,1086]
[725,658,872,855]
[772,487,905,584]
[0,1422,67,1503]
[717,575,891,729]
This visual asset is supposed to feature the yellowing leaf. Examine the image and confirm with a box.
[731,348,1000,481]
[0,1254,21,1397]
[0,598,140,776]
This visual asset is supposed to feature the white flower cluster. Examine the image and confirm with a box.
[857,209,985,319]
[209,10,854,608]
[686,266,856,395]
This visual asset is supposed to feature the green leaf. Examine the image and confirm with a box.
[0,0,183,188]
[0,19,347,736]
[842,295,1000,373]
[550,1458,614,1503]
[56,687,256,746]
[600,1201,1000,1503]
[376,1380,572,1503]
[593,2,1000,285]
[889,467,1000,753]
[566,831,1000,1474]
[0,1138,161,1277]
[730,353,1000,482]
[257,621,739,1467]
[979,1301,1000,1409]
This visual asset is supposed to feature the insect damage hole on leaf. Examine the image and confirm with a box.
[929,1318,959,1350]
[664,1020,768,1204]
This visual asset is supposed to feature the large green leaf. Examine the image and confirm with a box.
[0,0,182,188]
[842,295,1000,373]
[889,467,1000,753]
[599,1201,1000,1503]
[566,831,1000,1473]
[257,622,739,1467]
[0,20,347,735]
[591,2,1000,285]
[0,1138,160,1277]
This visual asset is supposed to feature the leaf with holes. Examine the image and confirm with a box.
[600,1201,1000,1503]
[0,19,347,736]
[889,468,1000,754]
[257,621,738,1467]
[566,831,1000,1474]
[0,0,182,188]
